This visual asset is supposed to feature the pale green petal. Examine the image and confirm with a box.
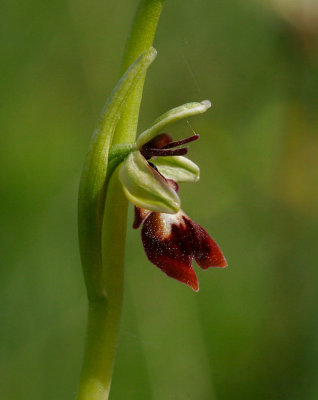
[152,156,200,183]
[119,151,180,213]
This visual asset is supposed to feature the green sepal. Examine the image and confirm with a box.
[119,151,180,213]
[152,155,200,183]
[136,100,211,148]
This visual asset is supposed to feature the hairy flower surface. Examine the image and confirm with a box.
[134,204,227,291]
[120,131,227,291]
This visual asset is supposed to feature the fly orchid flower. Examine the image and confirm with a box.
[116,101,227,291]
[77,2,226,398]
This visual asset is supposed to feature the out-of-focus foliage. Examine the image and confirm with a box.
[1,0,317,399]
[259,0,318,34]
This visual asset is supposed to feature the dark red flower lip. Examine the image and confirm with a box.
[134,206,227,291]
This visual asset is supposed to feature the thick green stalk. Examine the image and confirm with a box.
[77,1,165,399]
[77,170,126,400]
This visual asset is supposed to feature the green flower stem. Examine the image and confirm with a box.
[77,170,126,400]
[77,1,165,399]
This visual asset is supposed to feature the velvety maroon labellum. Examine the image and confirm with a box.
[134,207,227,291]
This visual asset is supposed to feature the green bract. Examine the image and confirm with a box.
[78,47,157,300]
[118,151,180,213]
[152,155,200,183]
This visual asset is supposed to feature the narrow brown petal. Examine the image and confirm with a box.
[142,147,188,159]
[133,206,151,229]
[191,222,228,269]
[141,211,199,291]
[162,134,200,149]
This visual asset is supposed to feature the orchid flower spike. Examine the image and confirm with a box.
[115,100,227,291]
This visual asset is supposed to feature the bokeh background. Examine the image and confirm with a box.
[1,0,318,399]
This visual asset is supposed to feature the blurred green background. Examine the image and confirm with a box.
[1,0,318,399]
